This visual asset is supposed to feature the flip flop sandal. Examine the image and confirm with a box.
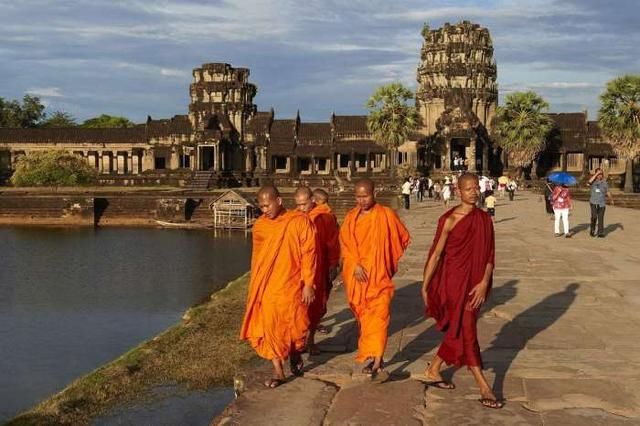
[423,380,455,390]
[264,378,285,389]
[371,368,389,383]
[479,398,504,409]
[361,361,375,376]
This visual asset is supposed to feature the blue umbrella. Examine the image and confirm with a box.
[547,171,578,186]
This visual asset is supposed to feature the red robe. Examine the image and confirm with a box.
[426,207,495,367]
[340,203,410,361]
[307,203,340,329]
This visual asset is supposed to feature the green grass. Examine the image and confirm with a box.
[8,272,256,426]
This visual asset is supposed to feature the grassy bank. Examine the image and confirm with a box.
[9,273,256,426]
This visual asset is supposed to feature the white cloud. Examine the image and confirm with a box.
[26,87,64,97]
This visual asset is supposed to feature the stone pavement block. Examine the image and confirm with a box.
[523,378,640,418]
[324,379,425,426]
[424,391,542,425]
[219,378,337,426]
[541,408,638,426]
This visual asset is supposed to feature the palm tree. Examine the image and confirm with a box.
[366,82,420,176]
[492,91,553,179]
[598,75,640,193]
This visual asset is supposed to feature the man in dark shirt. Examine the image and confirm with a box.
[588,168,614,238]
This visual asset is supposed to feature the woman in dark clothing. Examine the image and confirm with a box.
[544,180,554,217]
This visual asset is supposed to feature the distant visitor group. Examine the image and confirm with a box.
[240,175,503,409]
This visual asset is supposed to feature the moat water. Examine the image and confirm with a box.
[0,227,251,423]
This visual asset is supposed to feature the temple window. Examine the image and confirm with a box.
[316,158,329,175]
[273,156,289,173]
[356,154,367,170]
[338,154,350,169]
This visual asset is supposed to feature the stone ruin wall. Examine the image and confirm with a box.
[416,21,498,136]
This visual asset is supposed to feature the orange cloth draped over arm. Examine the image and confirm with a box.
[340,204,410,361]
[307,203,340,328]
[240,210,317,360]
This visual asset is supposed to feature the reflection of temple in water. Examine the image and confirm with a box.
[0,21,627,188]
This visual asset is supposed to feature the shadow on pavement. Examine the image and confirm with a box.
[386,280,520,380]
[485,282,579,399]
[604,222,624,236]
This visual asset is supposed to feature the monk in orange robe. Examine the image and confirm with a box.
[422,173,502,409]
[340,178,410,380]
[294,187,340,355]
[240,186,317,388]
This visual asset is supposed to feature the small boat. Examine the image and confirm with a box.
[154,220,211,229]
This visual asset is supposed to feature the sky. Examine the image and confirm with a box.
[1,0,638,123]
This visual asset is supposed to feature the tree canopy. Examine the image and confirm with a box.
[11,150,98,187]
[598,74,640,192]
[0,95,47,128]
[366,82,420,174]
[81,114,135,128]
[492,91,553,176]
[41,111,77,128]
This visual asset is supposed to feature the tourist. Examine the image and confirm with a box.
[485,190,496,222]
[417,176,426,203]
[433,181,442,202]
[506,178,517,201]
[340,179,410,381]
[588,168,614,238]
[442,180,452,208]
[427,176,434,199]
[543,179,554,218]
[421,173,502,409]
[479,175,488,207]
[240,186,317,388]
[293,187,340,355]
[551,184,573,238]
[451,174,458,200]
[497,179,506,199]
[401,177,412,210]
[413,175,422,203]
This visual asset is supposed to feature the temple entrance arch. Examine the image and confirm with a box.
[450,138,468,170]
[200,146,216,171]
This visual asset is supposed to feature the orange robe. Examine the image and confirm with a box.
[307,203,340,329]
[340,203,410,361]
[240,210,317,360]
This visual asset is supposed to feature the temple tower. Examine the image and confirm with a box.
[188,63,257,139]
[416,21,498,172]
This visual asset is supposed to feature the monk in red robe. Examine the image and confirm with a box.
[240,186,317,388]
[421,173,502,408]
[294,187,340,355]
[340,179,410,380]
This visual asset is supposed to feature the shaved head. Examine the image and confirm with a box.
[294,186,314,213]
[257,185,280,200]
[354,178,375,194]
[457,173,479,189]
[294,186,313,198]
[354,178,376,211]
[257,186,283,219]
[312,188,329,204]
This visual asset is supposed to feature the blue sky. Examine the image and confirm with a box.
[1,0,638,123]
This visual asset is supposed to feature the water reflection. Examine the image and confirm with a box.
[0,227,251,422]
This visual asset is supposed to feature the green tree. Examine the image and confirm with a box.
[41,111,77,128]
[81,114,134,128]
[598,74,640,193]
[11,150,98,187]
[0,95,46,127]
[492,91,553,178]
[366,82,420,176]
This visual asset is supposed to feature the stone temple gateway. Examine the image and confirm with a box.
[0,21,626,187]
[416,21,498,175]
